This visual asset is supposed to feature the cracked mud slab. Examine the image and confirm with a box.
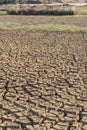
[0,30,87,130]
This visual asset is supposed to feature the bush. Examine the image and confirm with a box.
[7,9,76,15]
[7,5,77,15]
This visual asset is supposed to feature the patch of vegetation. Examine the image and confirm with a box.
[0,22,87,32]
[72,14,87,17]
[7,5,76,16]
[0,11,7,15]
[7,4,87,16]
[77,6,87,15]
[7,9,76,16]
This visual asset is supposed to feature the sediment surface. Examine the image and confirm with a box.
[0,15,87,27]
[0,30,87,130]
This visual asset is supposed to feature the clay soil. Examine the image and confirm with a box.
[0,30,87,130]
[0,15,87,27]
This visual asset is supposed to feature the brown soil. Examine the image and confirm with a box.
[0,15,87,27]
[0,30,87,130]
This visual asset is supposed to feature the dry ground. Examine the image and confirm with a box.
[0,30,87,130]
[0,15,87,27]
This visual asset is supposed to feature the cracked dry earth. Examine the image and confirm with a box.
[0,30,87,130]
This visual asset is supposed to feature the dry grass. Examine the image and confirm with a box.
[77,6,87,15]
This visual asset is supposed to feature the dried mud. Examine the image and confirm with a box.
[0,30,87,130]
